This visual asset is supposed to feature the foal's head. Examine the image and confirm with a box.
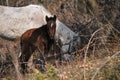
[46,15,57,39]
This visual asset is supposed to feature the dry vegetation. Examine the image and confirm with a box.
[0,0,120,80]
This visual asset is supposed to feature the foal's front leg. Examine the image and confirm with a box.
[37,45,47,73]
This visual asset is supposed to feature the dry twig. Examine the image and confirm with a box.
[83,28,102,80]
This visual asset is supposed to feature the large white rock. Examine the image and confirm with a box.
[0,4,80,53]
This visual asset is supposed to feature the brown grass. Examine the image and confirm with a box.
[0,35,120,80]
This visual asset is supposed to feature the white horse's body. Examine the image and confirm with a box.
[0,5,80,53]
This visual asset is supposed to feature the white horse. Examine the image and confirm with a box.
[0,4,80,53]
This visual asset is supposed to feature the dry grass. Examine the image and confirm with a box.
[57,44,120,80]
[0,36,120,80]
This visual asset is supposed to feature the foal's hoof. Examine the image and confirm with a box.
[40,69,45,73]
[39,66,46,73]
[34,64,46,73]
[21,70,27,75]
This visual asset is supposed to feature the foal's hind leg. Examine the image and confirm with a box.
[19,45,35,74]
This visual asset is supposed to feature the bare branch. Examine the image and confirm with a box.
[83,28,102,80]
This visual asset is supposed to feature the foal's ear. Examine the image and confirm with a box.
[53,15,57,21]
[46,15,49,22]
